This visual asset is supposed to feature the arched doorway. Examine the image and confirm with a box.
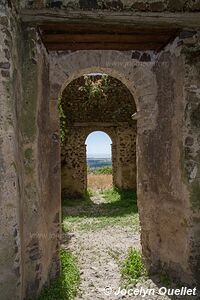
[86,131,113,191]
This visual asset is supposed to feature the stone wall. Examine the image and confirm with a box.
[136,31,200,286]
[182,32,200,285]
[20,0,200,12]
[19,27,60,299]
[60,75,137,196]
[138,41,192,283]
[0,4,22,299]
[0,3,61,299]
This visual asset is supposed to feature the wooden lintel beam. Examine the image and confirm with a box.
[45,42,163,51]
[72,122,130,127]
[39,23,177,35]
[21,9,200,28]
[42,33,172,44]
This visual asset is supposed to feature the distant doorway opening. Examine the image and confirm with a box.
[86,131,113,191]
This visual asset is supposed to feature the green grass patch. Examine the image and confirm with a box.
[158,273,172,287]
[102,188,137,209]
[121,247,147,286]
[38,249,80,300]
[62,188,139,232]
[92,166,112,175]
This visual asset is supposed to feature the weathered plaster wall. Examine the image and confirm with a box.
[60,75,137,196]
[137,31,200,286]
[0,3,61,299]
[181,31,200,285]
[0,4,23,299]
[137,40,192,283]
[19,26,60,298]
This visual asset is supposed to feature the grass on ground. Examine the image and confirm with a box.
[62,188,139,232]
[38,249,80,300]
[121,247,148,286]
[91,166,112,175]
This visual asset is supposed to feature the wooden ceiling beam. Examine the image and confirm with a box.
[46,42,163,51]
[43,33,171,44]
[39,23,177,35]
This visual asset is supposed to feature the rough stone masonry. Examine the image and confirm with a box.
[0,1,200,299]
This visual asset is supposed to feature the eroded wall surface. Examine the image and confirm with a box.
[137,31,200,286]
[0,4,22,300]
[20,0,200,11]
[138,39,191,283]
[182,32,200,285]
[0,3,61,299]
[19,27,60,299]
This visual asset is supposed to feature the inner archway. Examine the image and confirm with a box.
[60,73,137,198]
[86,131,113,191]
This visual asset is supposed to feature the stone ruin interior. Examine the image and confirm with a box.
[0,0,200,299]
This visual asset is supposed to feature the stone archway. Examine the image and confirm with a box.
[59,74,138,196]
[49,50,159,274]
[49,50,158,207]
[48,48,198,288]
[50,50,157,126]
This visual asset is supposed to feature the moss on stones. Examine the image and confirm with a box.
[191,104,200,129]
[191,181,200,210]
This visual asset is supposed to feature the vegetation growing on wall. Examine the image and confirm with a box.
[58,97,66,145]
[61,74,136,124]
[78,74,110,105]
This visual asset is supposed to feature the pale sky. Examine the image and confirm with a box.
[86,131,112,157]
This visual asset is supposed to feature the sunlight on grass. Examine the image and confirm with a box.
[121,247,147,286]
[62,188,140,232]
[38,249,80,300]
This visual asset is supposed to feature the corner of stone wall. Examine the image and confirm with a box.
[138,32,199,286]
[180,30,200,287]
[0,2,24,299]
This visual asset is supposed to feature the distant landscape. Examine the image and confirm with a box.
[87,154,113,189]
[87,155,112,169]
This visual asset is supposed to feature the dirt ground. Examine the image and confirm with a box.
[87,174,112,190]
